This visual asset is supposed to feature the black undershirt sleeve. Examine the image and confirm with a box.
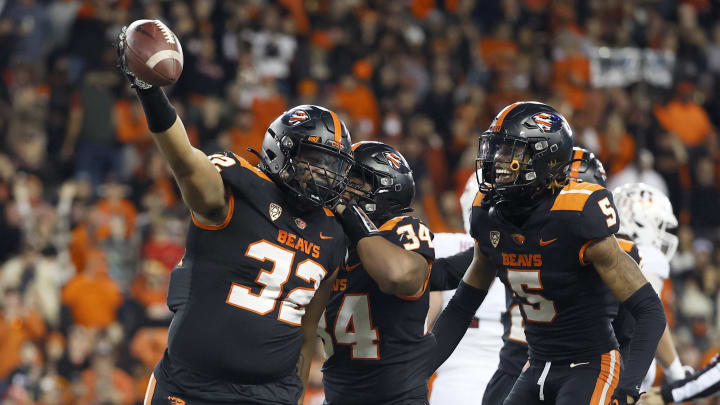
[429,281,488,373]
[616,283,666,396]
[428,247,474,291]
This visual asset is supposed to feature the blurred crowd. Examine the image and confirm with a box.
[1,0,720,404]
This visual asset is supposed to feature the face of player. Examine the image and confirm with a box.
[345,170,373,198]
[294,147,351,196]
[480,138,531,185]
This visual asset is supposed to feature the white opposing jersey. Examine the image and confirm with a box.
[637,243,670,392]
[638,244,670,281]
[430,233,505,404]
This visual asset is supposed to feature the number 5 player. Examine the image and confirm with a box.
[431,102,666,405]
[116,27,354,404]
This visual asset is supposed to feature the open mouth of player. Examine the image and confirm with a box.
[495,166,518,184]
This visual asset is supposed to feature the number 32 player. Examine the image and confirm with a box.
[117,31,355,403]
[431,102,667,405]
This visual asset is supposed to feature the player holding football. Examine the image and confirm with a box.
[430,102,666,405]
[116,28,353,404]
[319,141,435,405]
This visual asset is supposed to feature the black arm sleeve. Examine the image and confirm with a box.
[662,355,720,402]
[428,247,474,291]
[616,283,666,395]
[429,281,488,373]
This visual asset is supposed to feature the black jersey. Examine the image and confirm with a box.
[496,237,640,375]
[320,216,435,405]
[162,151,346,385]
[471,181,622,362]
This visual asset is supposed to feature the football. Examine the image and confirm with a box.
[123,19,183,87]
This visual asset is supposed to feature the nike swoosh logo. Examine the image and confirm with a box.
[570,362,590,368]
[539,238,558,246]
[346,263,361,271]
[319,232,334,240]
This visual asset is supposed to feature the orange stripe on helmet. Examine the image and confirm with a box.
[329,110,342,145]
[490,102,521,132]
[352,141,373,152]
[569,148,584,181]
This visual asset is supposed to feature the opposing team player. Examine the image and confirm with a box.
[319,141,435,405]
[117,30,353,404]
[612,183,689,390]
[639,354,720,404]
[430,102,666,405]
[428,172,518,405]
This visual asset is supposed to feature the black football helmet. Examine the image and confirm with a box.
[346,141,415,225]
[259,105,354,208]
[477,101,573,207]
[567,147,607,187]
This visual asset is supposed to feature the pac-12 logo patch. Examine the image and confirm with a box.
[269,203,282,221]
[532,112,562,132]
[490,231,501,248]
[288,110,310,126]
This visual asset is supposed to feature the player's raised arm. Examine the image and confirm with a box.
[430,244,495,372]
[585,235,666,404]
[116,23,227,225]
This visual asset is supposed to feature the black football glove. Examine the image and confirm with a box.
[338,202,379,245]
[611,387,640,404]
[115,26,152,90]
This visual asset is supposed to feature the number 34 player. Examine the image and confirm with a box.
[431,102,667,405]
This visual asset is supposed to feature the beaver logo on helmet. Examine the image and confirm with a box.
[288,110,310,126]
[383,151,406,171]
[532,112,562,132]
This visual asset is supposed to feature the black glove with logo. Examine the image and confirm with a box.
[338,202,379,245]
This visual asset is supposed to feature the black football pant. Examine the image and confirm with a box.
[482,369,519,405]
[144,372,303,405]
[503,349,621,405]
[323,399,428,405]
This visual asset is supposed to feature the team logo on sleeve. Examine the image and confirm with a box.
[294,217,307,229]
[490,230,501,248]
[269,203,282,221]
[511,233,525,245]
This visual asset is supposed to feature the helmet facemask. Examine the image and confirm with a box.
[477,134,543,203]
[280,141,353,208]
